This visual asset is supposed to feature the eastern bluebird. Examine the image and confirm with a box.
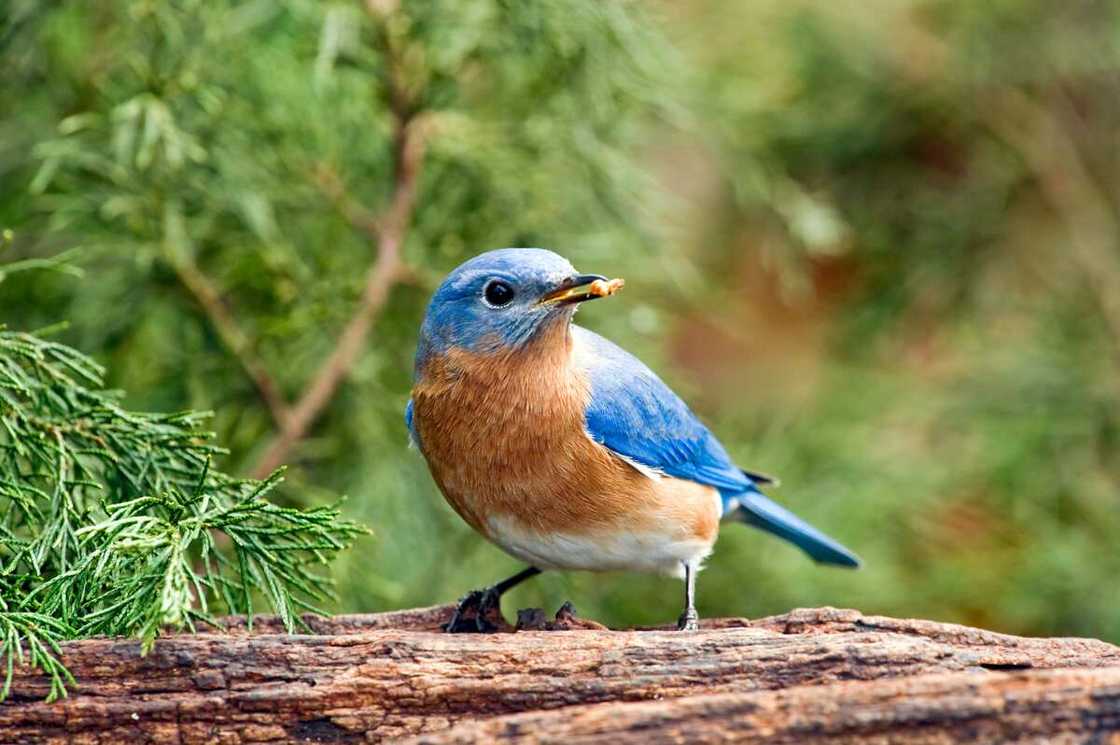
[408,248,859,632]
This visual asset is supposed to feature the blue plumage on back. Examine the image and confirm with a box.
[574,325,860,568]
[575,326,750,495]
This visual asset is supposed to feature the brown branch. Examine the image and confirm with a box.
[249,107,425,479]
[4,606,1119,743]
[165,17,426,478]
[315,163,382,241]
[315,166,439,290]
[170,256,292,428]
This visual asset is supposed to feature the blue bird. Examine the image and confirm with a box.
[408,248,859,632]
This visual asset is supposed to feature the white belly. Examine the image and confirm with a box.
[485,512,717,578]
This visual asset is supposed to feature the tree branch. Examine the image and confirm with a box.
[249,106,425,479]
[163,16,426,478]
[315,164,383,241]
[170,256,293,428]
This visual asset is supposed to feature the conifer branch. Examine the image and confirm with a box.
[315,164,383,242]
[169,255,294,429]
[155,7,426,480]
[249,30,425,479]
[0,328,366,700]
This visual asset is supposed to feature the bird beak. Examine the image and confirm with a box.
[538,274,625,306]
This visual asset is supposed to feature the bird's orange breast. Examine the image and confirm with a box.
[410,324,719,549]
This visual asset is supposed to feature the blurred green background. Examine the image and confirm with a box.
[3,0,1119,640]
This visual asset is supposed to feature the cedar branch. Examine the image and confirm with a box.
[315,164,382,241]
[171,256,293,428]
[249,105,424,479]
[166,19,426,478]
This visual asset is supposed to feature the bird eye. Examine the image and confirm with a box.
[483,280,515,308]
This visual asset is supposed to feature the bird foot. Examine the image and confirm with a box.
[515,607,549,631]
[443,587,504,633]
[677,608,700,632]
[515,601,608,631]
[554,600,580,626]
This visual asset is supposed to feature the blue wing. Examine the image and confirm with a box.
[573,326,752,496]
[574,326,859,568]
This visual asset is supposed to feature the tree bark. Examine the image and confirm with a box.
[2,606,1118,743]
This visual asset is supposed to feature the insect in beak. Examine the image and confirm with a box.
[538,274,625,306]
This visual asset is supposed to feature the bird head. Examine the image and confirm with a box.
[416,248,623,361]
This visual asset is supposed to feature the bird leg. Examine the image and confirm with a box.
[677,562,699,631]
[444,566,542,633]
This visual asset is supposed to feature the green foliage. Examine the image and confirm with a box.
[652,0,1120,639]
[0,328,365,699]
[0,0,675,618]
[0,602,72,702]
[2,0,1120,645]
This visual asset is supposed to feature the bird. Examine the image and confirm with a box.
[406,248,859,632]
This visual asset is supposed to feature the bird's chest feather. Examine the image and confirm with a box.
[411,337,626,534]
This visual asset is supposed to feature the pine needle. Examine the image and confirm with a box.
[0,330,367,700]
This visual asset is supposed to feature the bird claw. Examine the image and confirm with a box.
[514,601,607,631]
[515,607,550,631]
[554,600,579,624]
[677,608,699,632]
[443,588,503,633]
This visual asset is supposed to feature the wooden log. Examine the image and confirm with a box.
[412,668,1120,744]
[1,606,1117,743]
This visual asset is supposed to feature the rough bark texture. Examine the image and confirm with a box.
[2,606,1118,743]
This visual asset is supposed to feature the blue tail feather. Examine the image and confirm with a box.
[727,490,861,568]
